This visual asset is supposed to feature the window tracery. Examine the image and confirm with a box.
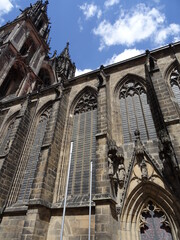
[170,67,180,105]
[140,201,173,240]
[119,80,156,143]
[74,91,97,114]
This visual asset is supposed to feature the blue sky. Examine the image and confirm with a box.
[0,0,180,76]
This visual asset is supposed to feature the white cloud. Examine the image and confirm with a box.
[80,3,102,20]
[104,0,120,8]
[105,48,144,65]
[0,0,13,25]
[155,24,180,45]
[75,68,93,76]
[93,3,180,50]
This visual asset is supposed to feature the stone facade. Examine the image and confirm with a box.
[0,1,180,239]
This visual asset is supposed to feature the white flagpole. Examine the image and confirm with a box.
[88,160,93,240]
[60,141,73,240]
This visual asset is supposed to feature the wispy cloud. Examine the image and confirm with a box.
[93,3,180,50]
[75,68,93,76]
[155,24,180,45]
[80,3,102,20]
[75,49,144,75]
[104,0,120,8]
[104,48,144,65]
[0,0,13,25]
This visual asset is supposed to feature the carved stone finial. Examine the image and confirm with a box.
[158,129,178,170]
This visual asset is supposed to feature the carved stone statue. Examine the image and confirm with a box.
[117,163,125,185]
[158,129,178,169]
[140,159,148,180]
[108,153,114,177]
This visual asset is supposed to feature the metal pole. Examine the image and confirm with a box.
[88,160,93,240]
[60,141,73,240]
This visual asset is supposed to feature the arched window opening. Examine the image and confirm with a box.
[140,200,173,240]
[119,79,156,143]
[37,19,44,32]
[0,63,25,98]
[17,108,51,202]
[38,68,51,88]
[170,67,180,105]
[68,90,97,195]
[20,37,36,63]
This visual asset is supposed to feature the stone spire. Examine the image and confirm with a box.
[18,0,50,42]
[56,42,76,81]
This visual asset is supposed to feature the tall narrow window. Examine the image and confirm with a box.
[140,201,173,240]
[119,79,156,143]
[170,67,180,105]
[0,64,25,98]
[68,90,97,195]
[18,108,51,202]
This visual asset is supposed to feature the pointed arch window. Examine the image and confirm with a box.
[119,79,156,143]
[0,63,25,98]
[18,108,51,202]
[170,67,180,105]
[68,90,97,195]
[140,201,173,240]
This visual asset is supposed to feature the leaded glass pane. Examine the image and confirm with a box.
[119,80,157,143]
[140,201,173,240]
[68,91,97,195]
[18,109,50,202]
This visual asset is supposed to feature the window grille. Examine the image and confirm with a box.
[119,80,156,143]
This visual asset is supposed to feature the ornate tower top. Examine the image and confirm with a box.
[18,0,50,42]
[19,0,49,19]
[56,42,76,81]
[59,42,70,59]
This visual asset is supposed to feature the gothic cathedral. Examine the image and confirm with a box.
[0,1,180,239]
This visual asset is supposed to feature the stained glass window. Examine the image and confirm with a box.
[119,80,156,143]
[18,108,51,202]
[140,201,173,240]
[68,90,97,195]
[170,68,180,106]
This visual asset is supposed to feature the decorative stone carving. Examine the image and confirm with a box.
[158,129,178,170]
[134,129,148,180]
[134,129,144,156]
[107,139,125,195]
[117,163,125,185]
[108,153,114,177]
[74,91,97,114]
[140,159,148,180]
[146,50,157,71]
